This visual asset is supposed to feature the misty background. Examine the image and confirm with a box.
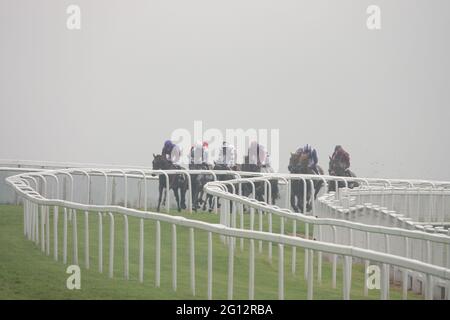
[0,0,449,180]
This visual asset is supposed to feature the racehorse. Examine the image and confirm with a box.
[198,162,240,212]
[328,156,359,191]
[152,154,188,212]
[189,163,215,212]
[238,156,280,205]
[288,152,324,213]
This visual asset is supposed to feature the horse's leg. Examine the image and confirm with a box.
[180,181,187,210]
[290,184,298,213]
[271,180,278,205]
[157,184,164,212]
[314,181,323,199]
[198,189,204,205]
[256,183,264,202]
[191,180,197,212]
[202,194,208,211]
[161,186,167,206]
[191,189,197,212]
[298,183,306,213]
[192,183,199,212]
[173,186,181,212]
[306,181,313,212]
[208,195,214,212]
[328,181,335,192]
[299,195,304,213]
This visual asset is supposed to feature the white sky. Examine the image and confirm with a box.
[1,0,449,180]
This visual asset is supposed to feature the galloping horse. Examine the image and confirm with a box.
[152,154,188,212]
[201,162,238,212]
[328,156,359,191]
[189,163,214,212]
[239,156,280,205]
[288,152,324,213]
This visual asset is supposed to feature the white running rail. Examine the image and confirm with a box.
[3,165,450,300]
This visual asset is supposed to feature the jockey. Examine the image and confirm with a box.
[264,153,275,172]
[248,140,268,166]
[202,141,210,165]
[301,144,319,174]
[331,145,350,170]
[189,141,210,167]
[161,140,181,165]
[216,141,236,168]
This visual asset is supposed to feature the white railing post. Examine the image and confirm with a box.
[278,244,284,300]
[207,231,213,300]
[291,219,297,275]
[380,263,388,300]
[53,205,58,261]
[249,239,255,300]
[123,215,129,279]
[268,212,272,263]
[307,249,314,300]
[108,212,114,278]
[98,212,103,273]
[46,206,50,255]
[189,227,195,296]
[227,236,234,300]
[155,221,161,287]
[72,210,78,265]
[40,205,45,252]
[172,224,177,291]
[139,218,144,283]
[84,211,89,269]
[343,256,351,300]
[63,208,68,264]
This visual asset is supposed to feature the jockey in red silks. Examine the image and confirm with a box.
[189,141,210,168]
[331,145,350,170]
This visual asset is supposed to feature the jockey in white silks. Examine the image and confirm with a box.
[263,153,275,173]
[216,141,236,168]
[248,141,268,166]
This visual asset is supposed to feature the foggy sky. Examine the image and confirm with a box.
[1,0,449,180]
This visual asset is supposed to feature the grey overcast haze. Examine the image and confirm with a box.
[0,0,449,180]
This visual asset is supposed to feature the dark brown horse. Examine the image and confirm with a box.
[238,156,279,205]
[189,163,214,212]
[328,156,359,191]
[152,154,188,212]
[288,152,324,213]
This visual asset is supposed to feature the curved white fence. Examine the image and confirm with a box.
[3,163,450,300]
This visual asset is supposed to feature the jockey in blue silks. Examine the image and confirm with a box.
[161,140,181,165]
[296,144,319,174]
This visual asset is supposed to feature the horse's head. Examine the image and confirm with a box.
[289,152,309,173]
[288,153,299,172]
[299,153,310,167]
[152,153,170,170]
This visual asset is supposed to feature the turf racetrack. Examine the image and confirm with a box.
[0,205,422,299]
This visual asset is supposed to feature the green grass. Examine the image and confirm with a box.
[0,205,422,300]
